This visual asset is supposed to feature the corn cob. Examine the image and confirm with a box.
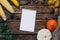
[0,0,15,13]
[0,5,7,21]
[11,0,20,7]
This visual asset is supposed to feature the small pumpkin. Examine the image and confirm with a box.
[46,19,58,31]
[37,29,52,40]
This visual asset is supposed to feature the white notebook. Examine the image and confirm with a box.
[20,9,36,32]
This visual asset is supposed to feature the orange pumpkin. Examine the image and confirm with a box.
[46,19,58,31]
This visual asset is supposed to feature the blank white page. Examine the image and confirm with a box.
[20,9,36,32]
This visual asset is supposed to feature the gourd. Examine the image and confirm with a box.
[46,19,58,31]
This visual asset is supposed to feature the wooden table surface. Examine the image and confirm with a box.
[0,0,60,40]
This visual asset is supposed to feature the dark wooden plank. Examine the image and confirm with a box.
[0,0,59,40]
[0,5,54,34]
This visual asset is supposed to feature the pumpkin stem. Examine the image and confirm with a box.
[52,25,54,31]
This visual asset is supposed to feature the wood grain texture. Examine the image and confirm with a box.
[0,0,59,40]
[5,6,54,34]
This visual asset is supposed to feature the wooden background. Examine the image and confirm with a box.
[0,0,60,40]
